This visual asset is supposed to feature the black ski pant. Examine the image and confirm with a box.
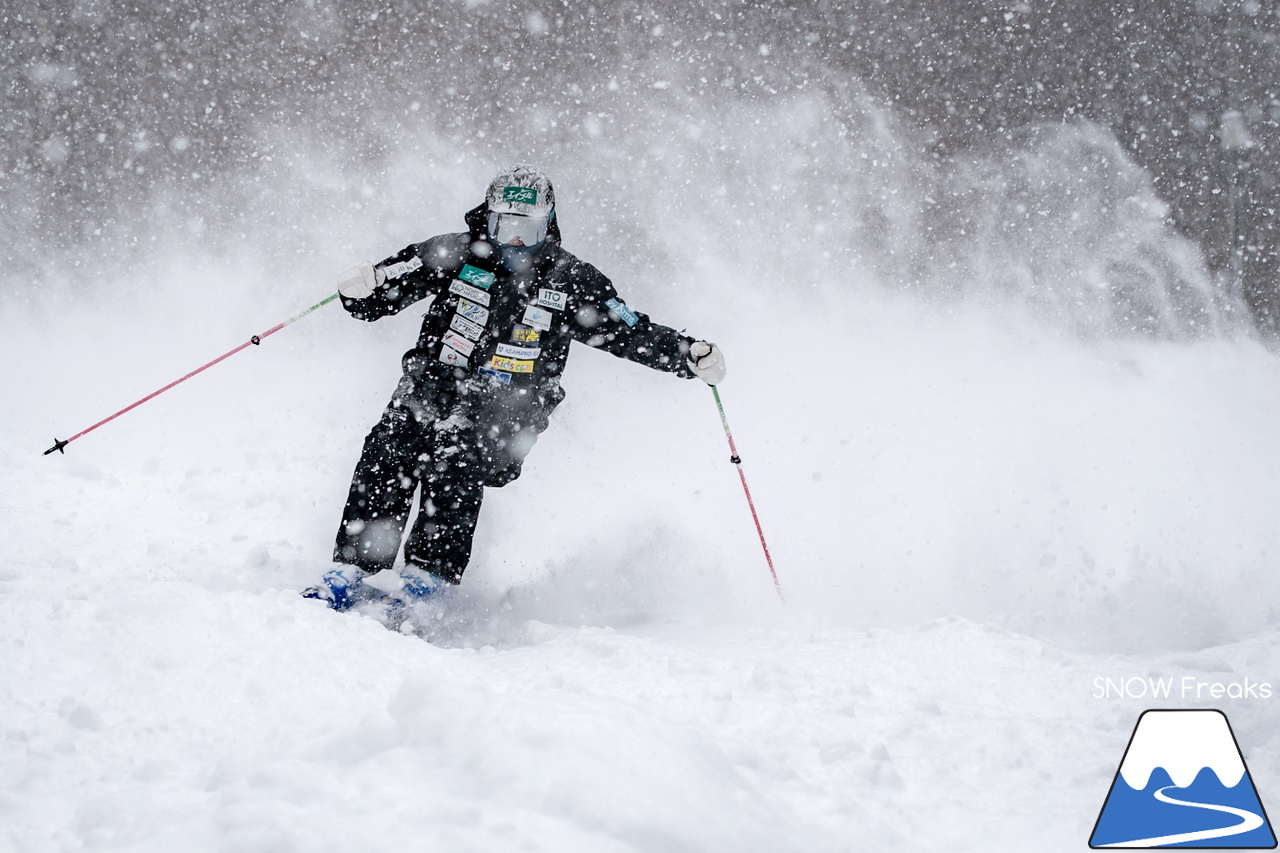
[334,375,549,582]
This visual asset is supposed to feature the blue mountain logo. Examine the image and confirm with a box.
[1091,709,1276,848]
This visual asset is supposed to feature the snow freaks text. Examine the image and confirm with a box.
[1093,677,1274,701]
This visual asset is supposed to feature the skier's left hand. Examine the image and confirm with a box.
[688,340,727,385]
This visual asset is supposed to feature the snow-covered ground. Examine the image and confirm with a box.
[6,114,1280,850]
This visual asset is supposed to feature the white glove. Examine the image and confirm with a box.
[687,340,727,385]
[337,261,385,299]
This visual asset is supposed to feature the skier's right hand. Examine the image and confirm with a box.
[337,261,385,299]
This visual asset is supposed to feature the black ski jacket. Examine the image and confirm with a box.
[341,204,697,414]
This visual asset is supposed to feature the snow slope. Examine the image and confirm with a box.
[5,104,1280,850]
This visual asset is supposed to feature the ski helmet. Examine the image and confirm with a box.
[485,165,555,248]
[485,164,555,218]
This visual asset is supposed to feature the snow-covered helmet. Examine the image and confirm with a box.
[485,165,555,247]
[486,165,555,216]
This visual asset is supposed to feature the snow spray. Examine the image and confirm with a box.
[711,386,784,602]
[43,292,341,456]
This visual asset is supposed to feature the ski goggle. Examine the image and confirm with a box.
[487,211,549,247]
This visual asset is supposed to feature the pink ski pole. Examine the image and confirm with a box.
[710,386,783,602]
[44,292,341,455]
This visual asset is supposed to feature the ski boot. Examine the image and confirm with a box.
[367,566,443,629]
[301,565,370,611]
[367,566,441,608]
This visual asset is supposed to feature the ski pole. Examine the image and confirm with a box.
[710,385,784,602]
[44,292,341,456]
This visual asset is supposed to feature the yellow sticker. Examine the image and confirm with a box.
[512,327,540,343]
[488,356,536,374]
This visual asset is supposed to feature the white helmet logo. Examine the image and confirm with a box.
[503,186,537,205]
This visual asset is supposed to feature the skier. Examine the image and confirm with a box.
[303,165,726,611]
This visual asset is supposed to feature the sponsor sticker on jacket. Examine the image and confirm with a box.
[522,305,554,332]
[381,256,423,280]
[511,326,540,343]
[488,355,536,374]
[450,313,485,341]
[495,343,541,361]
[438,344,468,368]
[450,279,491,306]
[456,298,489,325]
[503,186,537,205]
[605,297,639,328]
[457,264,495,289]
[442,330,475,357]
[478,366,512,385]
[536,288,566,312]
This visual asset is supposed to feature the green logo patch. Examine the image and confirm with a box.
[503,186,537,205]
[458,264,496,289]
